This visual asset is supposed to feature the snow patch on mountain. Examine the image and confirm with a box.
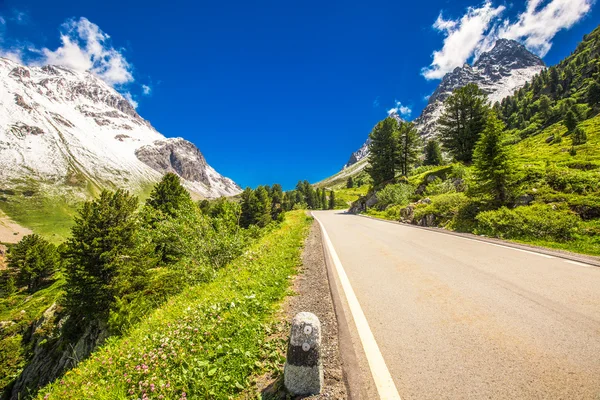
[0,57,241,198]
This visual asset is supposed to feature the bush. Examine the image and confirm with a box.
[545,166,600,194]
[424,178,457,196]
[475,203,580,242]
[376,183,414,210]
[413,193,471,227]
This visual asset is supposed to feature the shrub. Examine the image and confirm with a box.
[572,127,587,145]
[413,193,470,226]
[424,178,457,196]
[545,166,600,194]
[376,183,414,210]
[475,203,580,242]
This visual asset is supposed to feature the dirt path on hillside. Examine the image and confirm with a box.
[0,211,31,243]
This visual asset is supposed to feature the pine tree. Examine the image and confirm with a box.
[367,117,400,186]
[270,183,284,219]
[255,186,272,227]
[328,191,335,210]
[321,189,327,210]
[63,190,143,324]
[315,188,322,210]
[8,234,59,292]
[240,187,259,228]
[397,121,421,176]
[587,81,600,106]
[146,173,192,217]
[473,113,517,206]
[564,109,579,132]
[438,83,489,163]
[423,139,443,166]
[346,177,354,188]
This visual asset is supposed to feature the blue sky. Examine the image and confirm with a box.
[0,0,597,189]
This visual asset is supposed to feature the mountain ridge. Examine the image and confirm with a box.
[0,58,241,201]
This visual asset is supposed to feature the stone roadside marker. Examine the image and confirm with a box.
[284,312,324,395]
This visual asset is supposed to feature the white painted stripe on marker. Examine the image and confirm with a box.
[313,213,401,400]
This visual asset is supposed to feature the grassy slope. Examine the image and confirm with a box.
[315,158,369,189]
[362,115,600,256]
[37,211,312,400]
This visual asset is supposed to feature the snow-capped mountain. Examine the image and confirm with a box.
[0,58,241,199]
[413,38,545,139]
[343,39,545,169]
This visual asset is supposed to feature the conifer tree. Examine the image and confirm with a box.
[328,190,335,210]
[367,117,400,186]
[564,109,579,132]
[438,83,488,163]
[423,139,443,166]
[473,113,517,206]
[8,234,59,292]
[63,190,143,323]
[255,186,272,227]
[146,173,192,217]
[321,188,327,210]
[397,121,421,176]
[240,187,259,228]
[270,183,284,219]
[587,81,600,107]
[346,177,354,188]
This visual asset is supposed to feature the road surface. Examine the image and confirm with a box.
[312,211,600,400]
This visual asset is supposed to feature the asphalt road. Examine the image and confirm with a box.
[313,211,600,400]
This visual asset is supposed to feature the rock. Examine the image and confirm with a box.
[420,197,432,205]
[284,312,323,396]
[516,194,534,206]
[418,214,436,227]
[426,174,439,183]
[399,205,414,223]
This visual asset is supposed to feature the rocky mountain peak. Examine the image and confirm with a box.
[342,38,546,169]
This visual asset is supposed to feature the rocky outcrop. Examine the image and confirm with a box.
[135,138,241,196]
[7,305,109,400]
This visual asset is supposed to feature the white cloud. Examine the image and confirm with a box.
[499,0,593,57]
[123,92,138,108]
[422,2,505,80]
[142,84,152,95]
[39,17,133,86]
[422,0,593,80]
[387,101,412,117]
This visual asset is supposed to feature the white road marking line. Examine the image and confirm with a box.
[565,260,593,267]
[358,214,555,259]
[313,213,402,400]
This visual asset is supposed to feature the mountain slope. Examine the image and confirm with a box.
[341,39,545,171]
[0,58,241,203]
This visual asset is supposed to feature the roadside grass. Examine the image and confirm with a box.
[37,211,312,400]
